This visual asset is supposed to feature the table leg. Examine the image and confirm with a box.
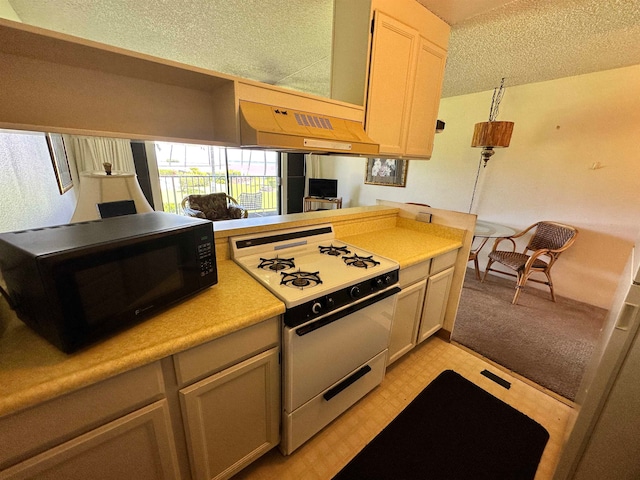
[468,236,490,280]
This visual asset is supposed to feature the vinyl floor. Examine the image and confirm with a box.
[233,337,574,480]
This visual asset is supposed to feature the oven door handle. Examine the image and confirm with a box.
[323,365,372,401]
[296,286,401,336]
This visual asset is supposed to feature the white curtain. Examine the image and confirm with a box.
[304,154,322,196]
[68,136,135,173]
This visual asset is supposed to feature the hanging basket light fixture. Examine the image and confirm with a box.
[471,121,514,166]
[471,78,514,167]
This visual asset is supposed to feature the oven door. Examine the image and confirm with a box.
[283,286,400,413]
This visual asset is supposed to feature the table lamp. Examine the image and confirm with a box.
[70,170,153,222]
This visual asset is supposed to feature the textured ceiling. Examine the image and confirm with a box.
[8,0,335,97]
[7,0,640,99]
[417,0,515,25]
[437,0,640,97]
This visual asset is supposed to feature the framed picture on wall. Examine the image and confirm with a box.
[364,158,408,187]
[46,133,73,194]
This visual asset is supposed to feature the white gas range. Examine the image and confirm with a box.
[230,224,400,454]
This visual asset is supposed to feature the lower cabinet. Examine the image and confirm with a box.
[0,318,281,480]
[388,249,457,365]
[388,278,426,364]
[0,399,180,480]
[179,347,280,480]
[417,266,454,344]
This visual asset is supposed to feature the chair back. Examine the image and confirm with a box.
[97,200,137,218]
[238,192,263,211]
[182,193,247,220]
[527,222,578,255]
[187,193,229,212]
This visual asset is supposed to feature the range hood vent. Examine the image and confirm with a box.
[239,101,379,156]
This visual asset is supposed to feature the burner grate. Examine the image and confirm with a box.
[318,244,351,256]
[343,254,381,269]
[280,270,322,289]
[258,256,295,271]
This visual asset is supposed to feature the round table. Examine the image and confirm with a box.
[469,220,517,279]
[474,220,516,239]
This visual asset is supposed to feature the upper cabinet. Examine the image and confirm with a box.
[404,36,447,158]
[332,0,450,159]
[0,18,238,145]
[366,12,419,156]
[0,18,363,148]
[0,1,446,155]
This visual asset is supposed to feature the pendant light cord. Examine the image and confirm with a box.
[468,154,484,214]
[489,78,506,121]
[470,77,506,213]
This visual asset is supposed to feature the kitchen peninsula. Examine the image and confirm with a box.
[0,205,470,479]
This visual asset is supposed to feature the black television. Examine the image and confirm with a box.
[308,178,338,198]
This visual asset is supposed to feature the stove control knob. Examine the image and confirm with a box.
[311,301,323,315]
[384,274,393,285]
[350,286,361,299]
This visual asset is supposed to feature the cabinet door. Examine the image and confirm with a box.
[0,400,181,480]
[179,347,280,480]
[365,11,418,155]
[388,278,427,365]
[404,36,447,158]
[418,266,454,343]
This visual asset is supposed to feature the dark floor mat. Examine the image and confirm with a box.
[333,370,549,480]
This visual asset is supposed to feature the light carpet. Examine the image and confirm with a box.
[451,269,608,401]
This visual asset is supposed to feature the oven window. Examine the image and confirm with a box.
[74,245,183,325]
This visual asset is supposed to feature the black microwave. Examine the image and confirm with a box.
[0,212,217,353]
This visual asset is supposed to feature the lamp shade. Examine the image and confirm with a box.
[70,171,153,223]
[471,121,514,148]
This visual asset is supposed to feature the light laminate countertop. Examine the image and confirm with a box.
[0,260,284,417]
[0,213,464,417]
[340,217,463,268]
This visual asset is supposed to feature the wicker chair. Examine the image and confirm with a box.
[482,221,579,304]
[238,192,263,216]
[181,193,248,221]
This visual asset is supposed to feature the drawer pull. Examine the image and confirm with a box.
[323,365,372,401]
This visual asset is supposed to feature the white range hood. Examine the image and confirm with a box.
[239,100,379,156]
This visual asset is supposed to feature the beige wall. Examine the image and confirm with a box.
[322,64,640,308]
[0,0,20,21]
[0,131,76,232]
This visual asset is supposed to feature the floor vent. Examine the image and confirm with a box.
[481,369,511,389]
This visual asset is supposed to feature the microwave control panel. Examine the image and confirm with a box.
[197,241,215,277]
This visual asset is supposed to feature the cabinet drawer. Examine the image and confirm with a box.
[0,362,165,470]
[282,349,387,455]
[399,260,431,288]
[173,317,280,387]
[0,400,180,480]
[431,249,458,274]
